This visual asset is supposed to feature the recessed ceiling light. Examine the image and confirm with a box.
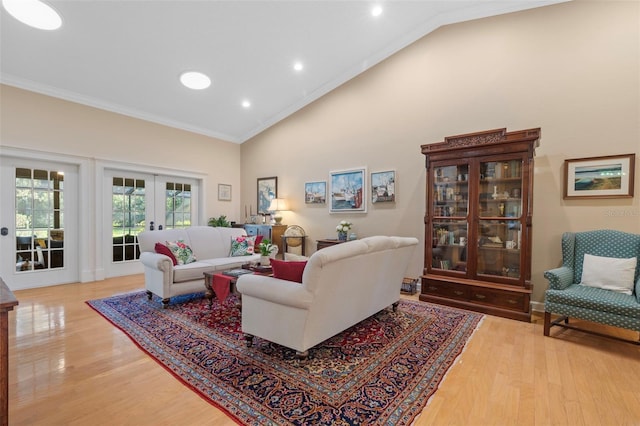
[179,71,211,90]
[2,0,62,30]
[241,100,251,108]
[371,5,383,17]
[293,62,304,72]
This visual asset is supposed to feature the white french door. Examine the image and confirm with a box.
[0,157,79,290]
[102,169,199,278]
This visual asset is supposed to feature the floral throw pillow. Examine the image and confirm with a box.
[229,236,256,257]
[165,240,197,265]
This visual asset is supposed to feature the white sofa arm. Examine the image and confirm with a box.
[140,252,174,273]
[236,274,313,309]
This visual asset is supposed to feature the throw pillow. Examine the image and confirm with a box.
[271,258,307,283]
[254,235,263,249]
[229,236,256,257]
[580,253,637,295]
[165,240,197,265]
[155,242,177,266]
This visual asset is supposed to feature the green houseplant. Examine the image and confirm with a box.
[258,238,276,266]
[208,215,230,227]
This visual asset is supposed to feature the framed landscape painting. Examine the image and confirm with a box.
[371,170,396,203]
[257,176,277,214]
[305,181,326,204]
[330,168,366,213]
[564,153,635,199]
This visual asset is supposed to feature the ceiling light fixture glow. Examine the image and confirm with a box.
[242,100,251,108]
[293,62,304,72]
[179,71,211,90]
[371,5,383,17]
[2,0,62,30]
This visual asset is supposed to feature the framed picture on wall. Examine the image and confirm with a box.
[305,181,326,204]
[257,176,277,214]
[329,168,366,213]
[564,153,635,199]
[371,170,396,203]
[218,183,232,201]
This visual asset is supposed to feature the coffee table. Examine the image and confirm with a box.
[203,265,273,308]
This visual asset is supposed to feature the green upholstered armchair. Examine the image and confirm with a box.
[543,229,640,343]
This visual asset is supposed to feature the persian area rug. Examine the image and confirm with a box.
[87,291,483,425]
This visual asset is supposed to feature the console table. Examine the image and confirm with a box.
[0,278,18,426]
[243,224,287,257]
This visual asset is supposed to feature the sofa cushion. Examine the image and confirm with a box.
[200,255,260,270]
[173,261,215,283]
[270,259,307,283]
[166,240,197,265]
[580,254,637,295]
[229,236,257,256]
[155,242,177,266]
[546,284,640,319]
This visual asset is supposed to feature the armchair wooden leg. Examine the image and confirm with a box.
[146,290,153,300]
[544,311,551,336]
[161,298,170,309]
[392,301,399,312]
[295,350,309,360]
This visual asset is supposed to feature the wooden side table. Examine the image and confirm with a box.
[316,239,346,251]
[1,278,18,426]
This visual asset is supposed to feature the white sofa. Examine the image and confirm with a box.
[138,226,260,307]
[236,235,419,357]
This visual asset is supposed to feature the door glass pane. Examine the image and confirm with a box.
[111,176,144,262]
[165,182,191,229]
[432,220,468,272]
[477,219,521,278]
[477,160,522,279]
[479,160,522,218]
[434,165,469,218]
[15,168,64,272]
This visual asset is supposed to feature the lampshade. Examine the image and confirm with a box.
[268,198,289,212]
[268,198,289,224]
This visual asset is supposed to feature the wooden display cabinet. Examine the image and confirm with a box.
[420,128,540,321]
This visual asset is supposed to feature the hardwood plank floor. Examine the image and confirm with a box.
[7,276,640,425]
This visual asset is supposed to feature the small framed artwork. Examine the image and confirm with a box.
[330,167,367,213]
[371,170,396,203]
[564,153,635,199]
[218,183,232,201]
[257,176,278,214]
[305,181,327,204]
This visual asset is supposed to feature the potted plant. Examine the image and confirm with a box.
[258,238,277,266]
[208,215,230,227]
[335,220,352,241]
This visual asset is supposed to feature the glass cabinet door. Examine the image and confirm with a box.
[477,159,523,279]
[432,164,469,272]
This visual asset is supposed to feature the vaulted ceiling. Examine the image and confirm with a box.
[1,1,565,143]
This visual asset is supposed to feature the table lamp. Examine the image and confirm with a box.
[268,198,289,224]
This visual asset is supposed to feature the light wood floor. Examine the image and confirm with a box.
[7,275,640,425]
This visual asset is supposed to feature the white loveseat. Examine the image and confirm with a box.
[236,235,419,357]
[138,226,260,307]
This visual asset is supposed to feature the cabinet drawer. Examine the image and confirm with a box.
[423,281,469,301]
[470,288,526,311]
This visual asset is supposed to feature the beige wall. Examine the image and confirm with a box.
[0,84,242,222]
[1,1,638,303]
[241,0,640,306]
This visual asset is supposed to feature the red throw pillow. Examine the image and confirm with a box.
[155,242,178,266]
[254,235,263,248]
[270,259,307,283]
